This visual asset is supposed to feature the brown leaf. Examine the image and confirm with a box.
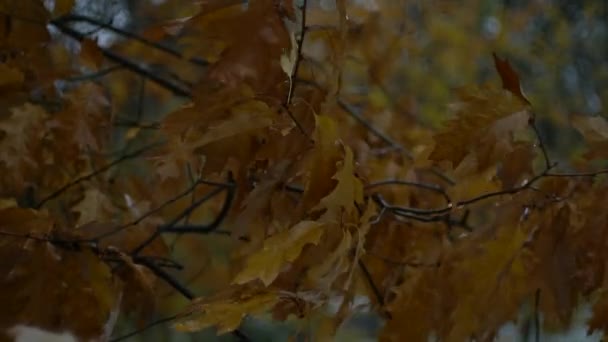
[71,187,117,226]
[492,53,530,105]
[115,252,157,323]
[498,142,535,189]
[429,86,529,168]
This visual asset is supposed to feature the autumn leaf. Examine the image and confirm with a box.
[72,187,117,226]
[174,288,280,334]
[429,86,529,168]
[301,115,342,211]
[312,146,364,221]
[444,224,532,341]
[188,99,276,149]
[306,227,352,290]
[114,251,157,322]
[233,220,325,286]
[0,103,47,169]
[492,53,531,105]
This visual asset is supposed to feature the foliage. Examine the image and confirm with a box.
[1,0,608,341]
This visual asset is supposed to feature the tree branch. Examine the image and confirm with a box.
[49,20,192,97]
[54,14,208,67]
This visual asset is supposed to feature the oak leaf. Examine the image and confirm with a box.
[72,187,116,226]
[312,146,364,221]
[174,288,280,334]
[429,86,529,168]
[301,115,342,211]
[492,53,531,105]
[0,103,47,169]
[233,220,324,286]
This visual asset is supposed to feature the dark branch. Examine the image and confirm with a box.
[131,173,235,255]
[162,175,235,234]
[54,14,208,67]
[366,179,451,203]
[136,258,195,299]
[49,20,192,97]
[285,0,308,106]
[88,176,218,242]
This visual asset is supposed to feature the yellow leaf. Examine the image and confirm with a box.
[307,227,352,290]
[313,146,364,221]
[446,225,530,341]
[345,200,377,288]
[174,289,279,334]
[233,220,325,286]
[301,115,342,211]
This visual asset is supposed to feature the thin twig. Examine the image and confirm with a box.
[130,185,226,255]
[529,117,552,170]
[337,99,411,157]
[162,176,235,234]
[110,314,179,342]
[545,169,608,178]
[35,142,163,209]
[137,258,195,299]
[358,260,391,319]
[369,166,555,222]
[89,177,212,241]
[286,0,308,106]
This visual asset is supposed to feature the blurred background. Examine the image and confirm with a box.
[51,0,608,340]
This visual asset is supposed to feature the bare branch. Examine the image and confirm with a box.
[53,14,208,67]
